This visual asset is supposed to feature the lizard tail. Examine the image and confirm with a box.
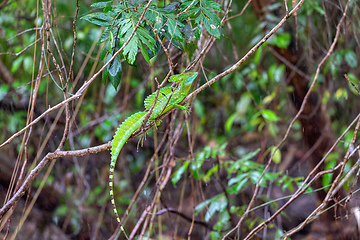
[109,111,146,238]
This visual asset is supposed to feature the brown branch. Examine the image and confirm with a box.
[0,0,9,10]
[67,0,79,85]
[150,207,215,231]
[0,39,41,56]
[0,142,111,218]
[6,28,42,43]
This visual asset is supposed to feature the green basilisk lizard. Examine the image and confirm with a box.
[109,72,198,238]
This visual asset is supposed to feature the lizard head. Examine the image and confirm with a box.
[168,72,198,94]
[182,72,198,94]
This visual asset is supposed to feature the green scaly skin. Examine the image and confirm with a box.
[109,72,198,238]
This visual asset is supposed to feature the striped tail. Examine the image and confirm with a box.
[109,111,146,239]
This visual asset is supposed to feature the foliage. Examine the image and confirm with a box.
[81,0,222,89]
[172,144,304,235]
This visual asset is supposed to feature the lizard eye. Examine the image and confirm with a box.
[161,92,166,97]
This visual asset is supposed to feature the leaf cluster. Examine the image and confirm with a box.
[81,0,223,89]
[171,143,305,236]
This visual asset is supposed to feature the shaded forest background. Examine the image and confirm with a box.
[1,0,360,239]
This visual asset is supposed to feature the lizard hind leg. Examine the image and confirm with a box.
[155,119,162,127]
[173,103,191,115]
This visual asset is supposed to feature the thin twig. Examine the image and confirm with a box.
[0,39,41,56]
[67,0,79,86]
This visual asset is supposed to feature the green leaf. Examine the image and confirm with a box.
[55,205,68,217]
[195,199,210,215]
[269,33,291,48]
[322,152,338,190]
[172,161,190,186]
[179,0,200,19]
[227,178,248,194]
[274,65,285,82]
[344,49,358,68]
[202,7,221,25]
[119,19,132,37]
[139,42,150,65]
[102,62,109,85]
[148,40,161,59]
[204,164,218,181]
[335,88,348,100]
[136,26,156,52]
[93,12,113,21]
[346,73,359,95]
[180,0,199,11]
[0,85,9,101]
[163,32,184,50]
[261,109,279,122]
[8,111,27,133]
[249,171,262,184]
[23,56,33,73]
[151,12,163,31]
[180,7,201,20]
[156,7,174,14]
[194,25,201,40]
[191,160,204,180]
[268,64,285,82]
[270,146,281,164]
[112,4,126,14]
[145,9,155,23]
[100,42,108,61]
[91,1,112,9]
[165,2,180,11]
[99,27,111,43]
[205,195,227,222]
[225,113,237,133]
[106,53,122,90]
[123,34,139,64]
[228,148,261,173]
[108,31,113,53]
[104,5,112,13]
[275,229,286,239]
[282,176,294,192]
[81,13,112,27]
[11,56,24,73]
[167,18,184,40]
[195,193,225,216]
[228,172,246,186]
[203,16,220,39]
[202,0,222,11]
